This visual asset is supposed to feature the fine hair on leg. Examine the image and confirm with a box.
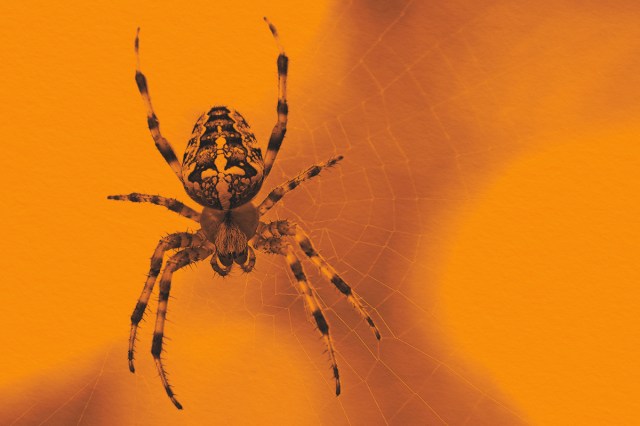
[134,28,183,180]
[151,246,213,409]
[262,17,289,177]
[108,193,201,222]
[281,245,341,395]
[128,231,206,372]
[257,156,343,216]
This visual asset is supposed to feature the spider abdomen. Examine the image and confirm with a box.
[182,106,265,210]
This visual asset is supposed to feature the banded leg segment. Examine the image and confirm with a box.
[294,227,381,340]
[263,18,289,177]
[134,28,183,181]
[282,246,341,395]
[108,193,201,222]
[257,156,344,216]
[250,221,292,254]
[128,231,205,372]
[152,246,214,409]
[255,220,381,340]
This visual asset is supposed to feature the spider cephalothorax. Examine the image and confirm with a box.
[109,18,381,410]
[182,106,264,210]
[201,202,259,274]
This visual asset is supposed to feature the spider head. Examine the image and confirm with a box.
[181,106,265,210]
[200,203,259,273]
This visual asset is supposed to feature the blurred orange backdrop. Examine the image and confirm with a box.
[1,0,639,425]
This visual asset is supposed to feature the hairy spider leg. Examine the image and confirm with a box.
[152,245,214,409]
[262,17,289,177]
[134,28,183,181]
[282,246,341,396]
[293,226,381,340]
[108,193,201,222]
[257,156,344,216]
[250,224,341,395]
[255,220,380,338]
[128,231,206,372]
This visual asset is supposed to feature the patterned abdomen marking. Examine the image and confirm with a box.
[182,106,265,210]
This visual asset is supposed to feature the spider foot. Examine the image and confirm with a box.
[334,366,341,396]
[129,324,140,373]
[367,317,382,340]
[154,358,183,409]
[169,393,183,410]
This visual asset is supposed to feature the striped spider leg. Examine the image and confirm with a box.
[252,160,381,395]
[105,193,211,409]
[262,17,289,177]
[126,230,206,373]
[151,245,214,409]
[257,157,381,339]
[133,28,183,180]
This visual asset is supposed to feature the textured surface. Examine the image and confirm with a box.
[182,107,265,210]
[1,0,639,424]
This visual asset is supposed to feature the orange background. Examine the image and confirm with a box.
[1,0,639,424]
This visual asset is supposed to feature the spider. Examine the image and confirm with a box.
[108,18,381,409]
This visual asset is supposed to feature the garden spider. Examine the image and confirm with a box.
[109,18,381,409]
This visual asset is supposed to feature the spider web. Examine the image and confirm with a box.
[3,1,522,424]
[8,0,633,424]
